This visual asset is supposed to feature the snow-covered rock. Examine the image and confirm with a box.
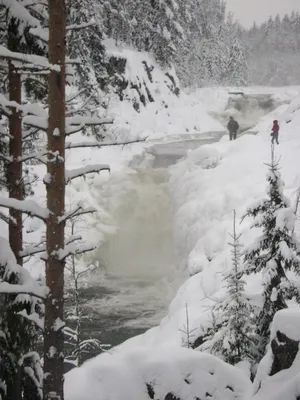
[252,308,300,400]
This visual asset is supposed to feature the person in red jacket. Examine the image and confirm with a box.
[271,120,279,144]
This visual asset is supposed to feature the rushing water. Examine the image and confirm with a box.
[67,93,284,363]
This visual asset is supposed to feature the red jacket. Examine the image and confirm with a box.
[272,121,279,135]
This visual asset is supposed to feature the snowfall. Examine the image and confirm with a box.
[4,44,300,399]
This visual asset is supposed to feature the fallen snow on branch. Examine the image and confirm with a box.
[0,197,50,220]
[0,45,59,71]
[65,164,110,182]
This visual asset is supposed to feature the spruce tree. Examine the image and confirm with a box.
[243,148,300,357]
[202,211,257,365]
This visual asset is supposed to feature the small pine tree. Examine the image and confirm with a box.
[243,147,300,357]
[203,211,257,365]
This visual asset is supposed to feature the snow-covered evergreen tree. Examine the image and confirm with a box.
[243,149,300,357]
[226,38,248,86]
[201,211,257,365]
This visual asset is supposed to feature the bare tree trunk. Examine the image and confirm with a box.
[44,0,66,399]
[7,20,23,267]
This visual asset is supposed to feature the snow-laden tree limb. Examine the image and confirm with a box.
[66,137,148,149]
[65,116,113,135]
[59,205,96,224]
[0,197,50,220]
[1,0,42,32]
[0,282,46,300]
[18,310,44,329]
[65,164,110,183]
[56,243,98,261]
[0,45,59,71]
[22,115,48,131]
[20,235,83,258]
[0,93,46,118]
[66,19,96,31]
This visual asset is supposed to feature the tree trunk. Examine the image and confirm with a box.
[7,63,23,267]
[7,20,23,267]
[44,1,66,399]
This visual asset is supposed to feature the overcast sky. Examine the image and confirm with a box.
[226,0,300,28]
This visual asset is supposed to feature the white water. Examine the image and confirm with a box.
[81,93,283,333]
[86,166,182,328]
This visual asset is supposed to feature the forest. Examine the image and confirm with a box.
[0,1,299,400]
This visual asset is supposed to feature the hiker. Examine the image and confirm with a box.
[227,116,239,141]
[271,120,279,145]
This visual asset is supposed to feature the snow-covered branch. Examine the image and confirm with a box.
[22,115,47,131]
[65,116,113,135]
[66,137,148,149]
[0,197,50,220]
[0,282,46,300]
[0,45,59,71]
[0,94,46,120]
[59,205,96,224]
[18,310,44,329]
[65,164,110,183]
[57,243,98,261]
[66,19,96,31]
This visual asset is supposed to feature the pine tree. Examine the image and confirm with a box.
[201,211,257,365]
[243,148,300,357]
[226,38,248,86]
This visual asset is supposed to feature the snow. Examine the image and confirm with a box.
[0,196,49,220]
[65,346,252,400]
[2,32,300,396]
[102,90,300,352]
[102,40,225,140]
[270,308,300,342]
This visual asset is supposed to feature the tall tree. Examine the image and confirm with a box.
[242,149,300,357]
[43,0,66,398]
[7,15,23,266]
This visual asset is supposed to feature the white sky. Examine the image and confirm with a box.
[226,0,300,28]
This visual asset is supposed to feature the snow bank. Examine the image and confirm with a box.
[251,308,300,400]
[65,346,252,400]
[271,308,300,342]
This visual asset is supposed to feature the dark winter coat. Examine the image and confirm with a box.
[272,120,279,135]
[227,119,239,133]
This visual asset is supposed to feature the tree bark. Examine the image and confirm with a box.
[7,19,23,267]
[44,1,66,399]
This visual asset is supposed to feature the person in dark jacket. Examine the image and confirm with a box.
[271,120,279,144]
[227,116,239,140]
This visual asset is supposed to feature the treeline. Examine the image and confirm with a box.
[241,12,300,86]
[69,0,248,91]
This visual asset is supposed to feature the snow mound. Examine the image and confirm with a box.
[271,308,300,343]
[65,346,252,400]
[252,308,300,400]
